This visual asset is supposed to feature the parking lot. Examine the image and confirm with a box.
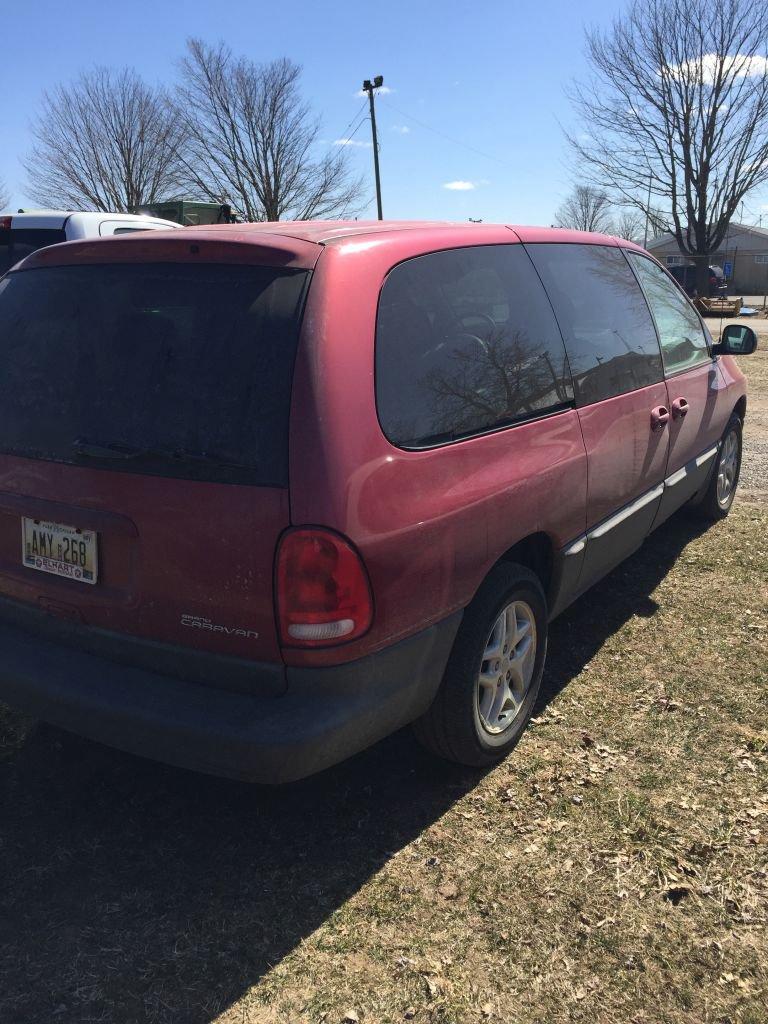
[1,325,766,1024]
[736,315,768,502]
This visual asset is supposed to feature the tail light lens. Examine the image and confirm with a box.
[275,528,373,647]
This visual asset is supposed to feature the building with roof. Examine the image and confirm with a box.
[646,222,768,295]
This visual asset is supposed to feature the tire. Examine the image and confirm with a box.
[413,563,547,769]
[696,415,742,521]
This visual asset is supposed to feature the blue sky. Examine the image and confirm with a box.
[2,0,766,225]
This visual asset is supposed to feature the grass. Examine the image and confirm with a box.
[1,356,767,1023]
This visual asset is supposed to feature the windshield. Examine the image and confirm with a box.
[0,228,67,275]
[0,262,309,486]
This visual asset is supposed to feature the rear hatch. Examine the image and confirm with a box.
[0,234,317,674]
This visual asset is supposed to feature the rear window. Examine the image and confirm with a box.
[0,263,309,486]
[0,228,66,275]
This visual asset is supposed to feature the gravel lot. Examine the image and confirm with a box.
[715,314,768,501]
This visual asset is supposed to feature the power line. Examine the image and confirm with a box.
[341,114,369,146]
[379,96,513,169]
[739,199,768,227]
[334,99,368,145]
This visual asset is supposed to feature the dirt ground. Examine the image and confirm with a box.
[733,317,768,502]
[0,335,766,1024]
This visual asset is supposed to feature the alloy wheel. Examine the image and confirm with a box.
[476,600,537,735]
[717,430,739,508]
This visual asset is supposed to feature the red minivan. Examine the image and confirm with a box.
[0,222,756,782]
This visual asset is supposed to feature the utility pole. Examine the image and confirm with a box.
[362,76,384,220]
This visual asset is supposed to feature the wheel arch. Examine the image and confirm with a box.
[491,532,556,606]
[733,394,747,423]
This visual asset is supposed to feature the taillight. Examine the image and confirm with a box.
[276,528,373,647]
[0,216,12,230]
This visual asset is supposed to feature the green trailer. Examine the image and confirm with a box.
[128,200,238,226]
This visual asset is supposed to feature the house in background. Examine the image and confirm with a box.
[647,222,768,295]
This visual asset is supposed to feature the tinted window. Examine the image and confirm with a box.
[0,228,66,275]
[376,245,573,447]
[627,253,710,374]
[525,243,663,405]
[0,263,308,486]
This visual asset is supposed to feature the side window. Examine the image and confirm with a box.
[525,243,664,406]
[375,244,574,448]
[626,253,710,375]
[99,222,143,236]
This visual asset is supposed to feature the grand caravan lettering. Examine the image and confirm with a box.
[181,614,259,641]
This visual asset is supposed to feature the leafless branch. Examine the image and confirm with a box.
[24,68,185,212]
[614,208,645,241]
[173,40,366,221]
[555,185,614,232]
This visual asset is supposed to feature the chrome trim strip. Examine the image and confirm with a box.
[665,466,688,487]
[695,444,718,467]
[564,537,586,556]
[588,484,664,540]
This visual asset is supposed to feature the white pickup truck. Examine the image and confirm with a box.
[0,210,179,275]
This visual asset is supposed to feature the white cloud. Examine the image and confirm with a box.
[443,179,490,191]
[334,138,372,148]
[669,53,768,85]
[353,85,394,98]
[391,124,410,134]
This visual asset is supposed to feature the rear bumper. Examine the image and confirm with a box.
[0,607,462,783]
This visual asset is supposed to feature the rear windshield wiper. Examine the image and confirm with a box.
[72,438,252,470]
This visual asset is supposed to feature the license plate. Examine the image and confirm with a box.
[21,517,98,585]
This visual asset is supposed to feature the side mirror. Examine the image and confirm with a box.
[712,324,758,357]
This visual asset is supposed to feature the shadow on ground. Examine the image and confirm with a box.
[0,512,710,1023]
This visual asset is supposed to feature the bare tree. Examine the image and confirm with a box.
[614,208,645,241]
[567,0,768,293]
[25,68,184,212]
[0,178,9,210]
[646,207,672,239]
[555,185,614,232]
[174,40,365,221]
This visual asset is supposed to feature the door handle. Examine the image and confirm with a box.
[651,406,670,430]
[671,397,689,418]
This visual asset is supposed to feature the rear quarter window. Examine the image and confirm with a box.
[375,244,574,448]
[525,243,664,406]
